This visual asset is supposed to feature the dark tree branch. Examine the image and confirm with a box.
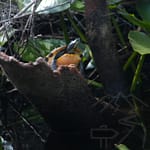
[85,0,128,95]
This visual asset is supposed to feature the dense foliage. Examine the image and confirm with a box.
[0,0,150,150]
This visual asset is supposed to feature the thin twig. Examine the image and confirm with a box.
[8,100,46,143]
[30,0,38,37]
[0,1,35,32]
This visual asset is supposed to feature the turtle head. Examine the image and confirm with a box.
[66,38,80,53]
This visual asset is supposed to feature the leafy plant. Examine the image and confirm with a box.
[128,31,150,92]
[14,38,65,61]
[119,1,150,93]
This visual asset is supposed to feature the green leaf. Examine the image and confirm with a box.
[128,31,150,55]
[36,0,72,14]
[115,144,129,150]
[71,0,85,12]
[120,10,150,32]
[136,0,150,22]
[87,80,103,88]
[108,0,122,5]
[108,0,122,9]
[14,38,65,61]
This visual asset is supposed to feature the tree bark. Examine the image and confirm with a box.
[0,52,129,150]
[85,0,128,95]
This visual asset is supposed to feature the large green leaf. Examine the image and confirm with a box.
[136,0,150,22]
[36,0,74,14]
[128,31,150,55]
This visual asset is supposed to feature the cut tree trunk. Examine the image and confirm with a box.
[0,52,129,150]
